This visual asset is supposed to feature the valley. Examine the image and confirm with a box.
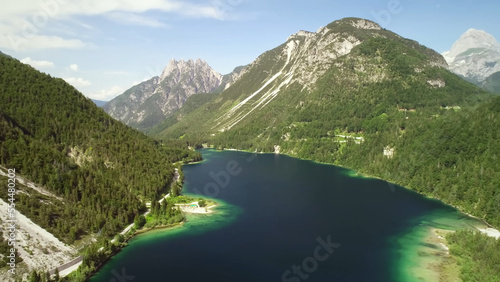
[0,11,499,282]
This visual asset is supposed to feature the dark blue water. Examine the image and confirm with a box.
[90,149,481,281]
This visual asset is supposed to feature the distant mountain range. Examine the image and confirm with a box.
[442,29,500,93]
[91,99,107,107]
[480,71,500,93]
[103,59,246,130]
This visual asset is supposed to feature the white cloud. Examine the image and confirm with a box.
[69,64,78,71]
[61,0,225,19]
[20,57,54,69]
[88,85,125,101]
[1,34,87,51]
[106,12,168,28]
[63,77,91,88]
[0,0,229,51]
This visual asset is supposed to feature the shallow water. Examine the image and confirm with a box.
[90,149,482,281]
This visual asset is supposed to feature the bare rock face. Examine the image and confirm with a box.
[104,59,223,129]
[221,65,248,91]
[442,29,500,83]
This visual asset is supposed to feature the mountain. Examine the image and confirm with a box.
[217,65,248,92]
[442,29,500,83]
[155,17,460,139]
[147,92,219,136]
[0,54,200,277]
[153,17,500,229]
[103,58,226,130]
[481,71,500,93]
[91,99,108,107]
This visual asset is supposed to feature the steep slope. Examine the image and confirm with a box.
[481,71,500,93]
[0,54,200,276]
[147,92,219,136]
[155,17,458,140]
[154,17,499,228]
[216,65,248,92]
[104,58,223,130]
[442,29,500,83]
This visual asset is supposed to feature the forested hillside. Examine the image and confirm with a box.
[147,92,219,136]
[482,71,500,94]
[0,54,200,243]
[447,230,500,281]
[153,19,499,228]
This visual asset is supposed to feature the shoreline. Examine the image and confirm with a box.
[133,221,185,236]
[414,228,461,282]
[213,146,499,280]
[184,159,206,165]
[175,201,217,214]
[215,147,499,233]
[85,221,185,281]
[393,225,463,282]
[85,203,218,280]
[89,148,496,281]
[397,223,500,282]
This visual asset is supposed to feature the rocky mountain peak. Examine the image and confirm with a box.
[443,29,500,62]
[287,18,382,42]
[442,29,500,82]
[347,18,382,30]
[327,17,382,31]
[280,17,434,92]
[104,58,224,130]
[159,58,221,82]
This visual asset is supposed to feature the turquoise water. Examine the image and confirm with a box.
[90,149,483,281]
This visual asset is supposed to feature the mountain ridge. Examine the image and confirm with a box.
[154,17,450,138]
[443,28,500,83]
[104,58,228,130]
[152,17,499,232]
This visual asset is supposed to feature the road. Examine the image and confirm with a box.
[49,256,83,277]
[52,167,180,275]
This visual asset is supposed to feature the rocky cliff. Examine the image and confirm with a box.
[104,58,224,129]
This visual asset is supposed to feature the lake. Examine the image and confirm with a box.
[90,149,483,281]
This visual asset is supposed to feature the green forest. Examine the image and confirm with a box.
[0,54,200,245]
[447,230,500,281]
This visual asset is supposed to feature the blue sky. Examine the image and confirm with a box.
[1,0,499,100]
